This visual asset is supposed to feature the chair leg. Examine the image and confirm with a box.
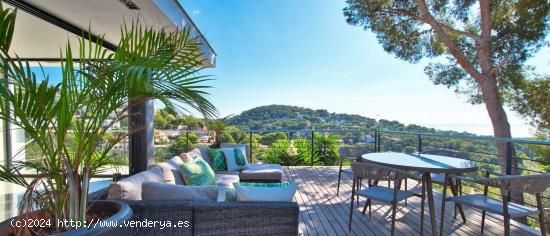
[481,210,486,234]
[391,180,400,236]
[454,179,462,220]
[391,201,397,236]
[337,170,342,196]
[356,178,361,205]
[405,178,408,206]
[439,174,449,236]
[536,193,546,236]
[349,177,356,232]
[420,177,425,236]
[362,199,369,215]
[502,191,510,236]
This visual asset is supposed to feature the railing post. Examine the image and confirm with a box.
[185,131,189,152]
[112,173,122,182]
[376,131,381,152]
[505,141,513,175]
[311,131,315,166]
[249,132,253,163]
[417,134,422,154]
[374,130,378,152]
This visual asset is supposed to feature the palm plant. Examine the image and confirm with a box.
[209,115,234,148]
[0,4,217,234]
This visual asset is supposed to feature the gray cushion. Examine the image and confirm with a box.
[356,186,415,203]
[197,147,213,166]
[215,170,240,175]
[107,166,166,200]
[164,156,185,185]
[215,174,240,187]
[156,162,181,184]
[447,194,539,218]
[141,182,218,201]
[239,164,283,182]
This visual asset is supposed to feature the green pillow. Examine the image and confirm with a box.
[179,158,216,186]
[207,148,227,171]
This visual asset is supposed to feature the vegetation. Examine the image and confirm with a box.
[154,108,206,130]
[343,0,549,181]
[0,5,216,234]
[168,133,200,156]
[262,134,340,166]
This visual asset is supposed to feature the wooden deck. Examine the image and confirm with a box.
[283,166,539,236]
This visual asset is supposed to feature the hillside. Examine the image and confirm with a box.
[226,104,471,135]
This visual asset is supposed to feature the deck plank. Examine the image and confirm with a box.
[284,166,539,236]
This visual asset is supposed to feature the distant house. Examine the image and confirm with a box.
[363,135,375,143]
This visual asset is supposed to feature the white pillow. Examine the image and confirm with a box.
[233,182,297,202]
[222,147,249,171]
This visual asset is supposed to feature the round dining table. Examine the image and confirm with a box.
[362,152,478,236]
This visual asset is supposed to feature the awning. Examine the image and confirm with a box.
[3,0,216,67]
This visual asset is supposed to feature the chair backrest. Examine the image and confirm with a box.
[351,162,413,181]
[499,174,550,194]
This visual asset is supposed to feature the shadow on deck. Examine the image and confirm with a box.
[283,166,539,236]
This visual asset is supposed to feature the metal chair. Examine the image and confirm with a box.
[348,162,425,236]
[337,147,367,196]
[336,155,356,196]
[440,171,550,236]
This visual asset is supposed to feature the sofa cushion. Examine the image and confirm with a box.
[234,182,298,202]
[197,147,213,166]
[107,165,166,200]
[215,174,240,187]
[214,170,240,175]
[207,148,227,171]
[141,182,218,201]
[164,156,186,185]
[223,147,249,171]
[179,158,216,186]
[239,164,283,182]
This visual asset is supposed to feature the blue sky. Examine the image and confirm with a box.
[179,0,549,137]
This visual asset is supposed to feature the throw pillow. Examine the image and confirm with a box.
[222,147,249,171]
[179,158,216,186]
[179,153,193,163]
[233,182,298,202]
[207,148,227,171]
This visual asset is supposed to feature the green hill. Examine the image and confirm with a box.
[227,104,469,135]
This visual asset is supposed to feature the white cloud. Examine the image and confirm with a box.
[192,9,201,16]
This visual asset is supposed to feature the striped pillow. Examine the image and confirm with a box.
[179,158,216,186]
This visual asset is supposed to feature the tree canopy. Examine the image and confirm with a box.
[344,0,548,103]
[343,0,549,180]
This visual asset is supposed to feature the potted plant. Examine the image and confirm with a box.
[0,4,217,235]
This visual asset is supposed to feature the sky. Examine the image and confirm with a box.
[177,0,549,137]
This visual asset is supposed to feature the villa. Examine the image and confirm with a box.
[0,1,549,236]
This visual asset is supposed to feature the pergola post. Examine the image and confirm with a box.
[128,99,155,175]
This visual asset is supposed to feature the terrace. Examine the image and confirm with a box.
[0,1,549,236]
[285,166,538,235]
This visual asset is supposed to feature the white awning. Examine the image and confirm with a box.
[4,0,216,67]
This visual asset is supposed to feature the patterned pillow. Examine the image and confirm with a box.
[222,147,250,171]
[179,158,216,186]
[207,148,227,171]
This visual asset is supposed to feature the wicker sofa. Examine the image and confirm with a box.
[91,188,299,235]
[94,146,299,235]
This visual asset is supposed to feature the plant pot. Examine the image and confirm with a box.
[0,200,132,236]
